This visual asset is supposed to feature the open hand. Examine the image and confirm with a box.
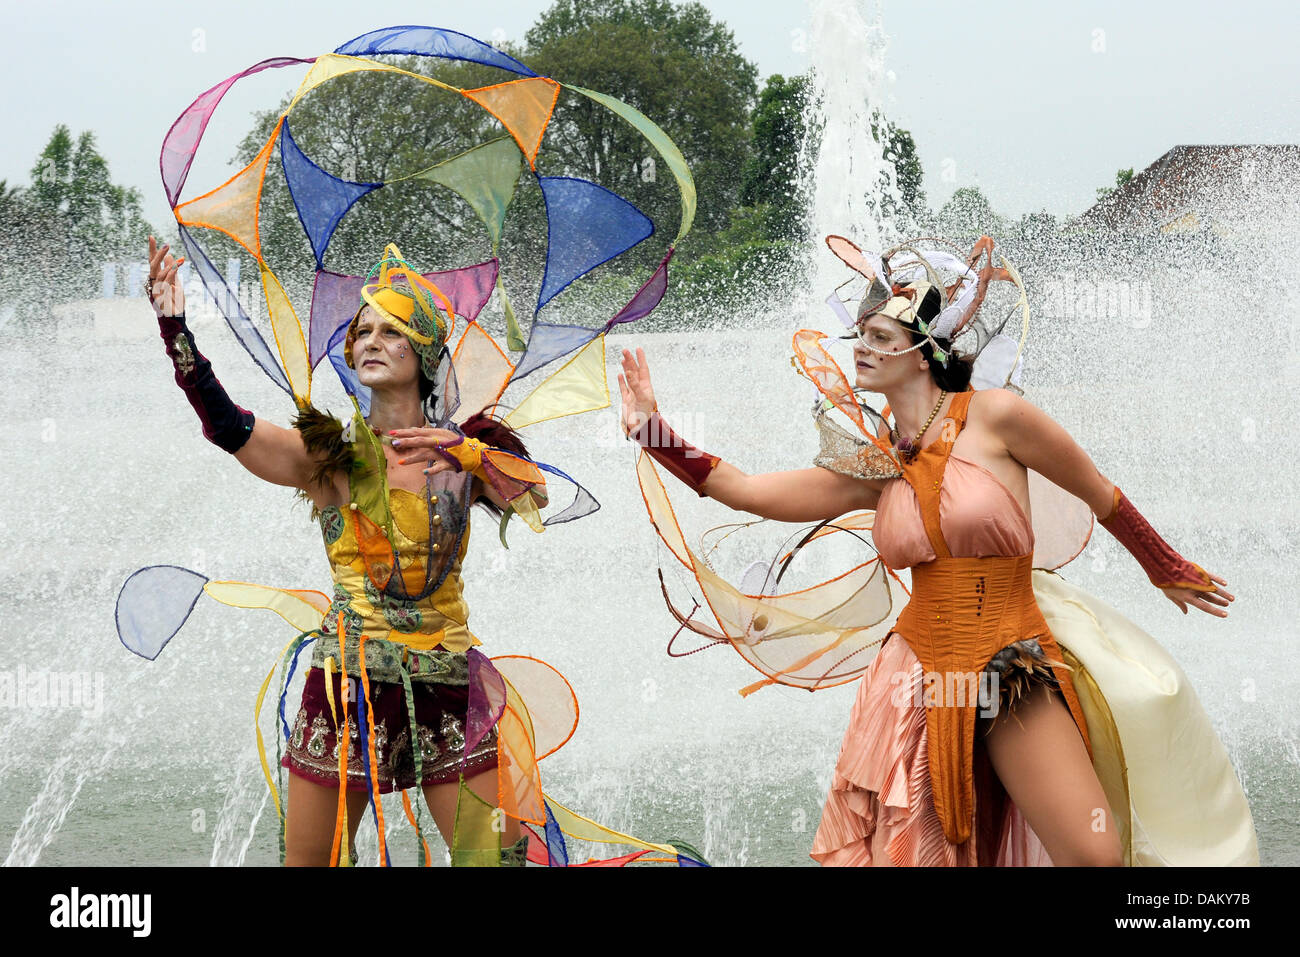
[389,425,468,476]
[617,346,658,438]
[147,235,186,317]
[1162,571,1234,617]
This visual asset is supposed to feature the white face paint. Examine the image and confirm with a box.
[354,305,420,392]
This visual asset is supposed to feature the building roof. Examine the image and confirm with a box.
[1070,144,1300,234]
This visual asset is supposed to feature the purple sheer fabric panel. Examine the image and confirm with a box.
[161,56,313,206]
[464,649,507,765]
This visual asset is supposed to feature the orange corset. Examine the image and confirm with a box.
[892,554,1091,845]
[877,388,1092,846]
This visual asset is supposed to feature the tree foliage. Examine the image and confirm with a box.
[524,0,759,239]
[0,125,156,315]
[740,74,811,241]
[933,186,1008,243]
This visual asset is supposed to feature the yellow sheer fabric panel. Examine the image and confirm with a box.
[259,262,312,401]
[503,334,609,430]
[285,55,455,112]
[203,581,330,632]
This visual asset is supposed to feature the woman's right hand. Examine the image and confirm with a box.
[618,346,658,437]
[147,235,186,317]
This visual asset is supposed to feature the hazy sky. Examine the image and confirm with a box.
[5,0,1298,231]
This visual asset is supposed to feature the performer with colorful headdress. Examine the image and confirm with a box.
[118,24,707,866]
[621,233,1258,866]
[133,237,700,866]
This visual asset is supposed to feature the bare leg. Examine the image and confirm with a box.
[422,766,521,851]
[284,772,371,867]
[982,684,1123,866]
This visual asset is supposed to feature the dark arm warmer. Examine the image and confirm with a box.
[156,312,256,453]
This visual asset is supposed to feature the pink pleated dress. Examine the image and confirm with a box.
[810,454,1061,867]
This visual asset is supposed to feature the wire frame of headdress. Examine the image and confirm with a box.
[825,233,1028,375]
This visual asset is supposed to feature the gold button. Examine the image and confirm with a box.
[432,543,440,552]
[433,515,442,525]
[430,495,438,504]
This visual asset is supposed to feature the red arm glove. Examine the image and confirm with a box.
[629,410,720,497]
[1099,486,1215,592]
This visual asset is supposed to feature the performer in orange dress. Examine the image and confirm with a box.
[619,234,1258,866]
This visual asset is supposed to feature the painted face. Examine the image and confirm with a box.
[352,304,420,390]
[851,312,928,390]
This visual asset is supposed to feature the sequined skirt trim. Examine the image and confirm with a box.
[282,666,498,794]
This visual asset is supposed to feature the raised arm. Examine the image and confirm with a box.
[146,236,330,497]
[980,388,1233,617]
[618,347,882,523]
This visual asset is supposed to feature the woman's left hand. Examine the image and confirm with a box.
[389,426,465,475]
[1162,571,1234,617]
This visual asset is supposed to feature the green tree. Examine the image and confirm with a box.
[29,126,152,267]
[1,126,154,312]
[525,0,759,239]
[740,74,811,240]
[878,120,925,224]
[934,186,1008,241]
[1095,166,1135,202]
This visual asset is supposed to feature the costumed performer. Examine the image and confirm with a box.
[141,236,698,867]
[618,233,1258,867]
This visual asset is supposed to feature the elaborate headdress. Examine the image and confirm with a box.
[823,233,1028,389]
[343,242,454,382]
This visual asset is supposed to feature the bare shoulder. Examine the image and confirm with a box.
[967,387,1028,419]
[966,388,1044,436]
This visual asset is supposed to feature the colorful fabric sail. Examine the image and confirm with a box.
[165,24,692,414]
[279,120,381,268]
[536,176,654,312]
[511,250,672,381]
[134,23,702,867]
[409,137,522,253]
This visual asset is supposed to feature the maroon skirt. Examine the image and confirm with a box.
[282,666,498,793]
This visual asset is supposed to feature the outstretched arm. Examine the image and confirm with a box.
[147,236,329,497]
[981,388,1233,618]
[619,347,883,523]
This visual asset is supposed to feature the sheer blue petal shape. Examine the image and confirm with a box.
[179,225,291,395]
[280,121,381,269]
[334,25,536,76]
[536,176,653,312]
[116,565,210,661]
[509,323,602,382]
